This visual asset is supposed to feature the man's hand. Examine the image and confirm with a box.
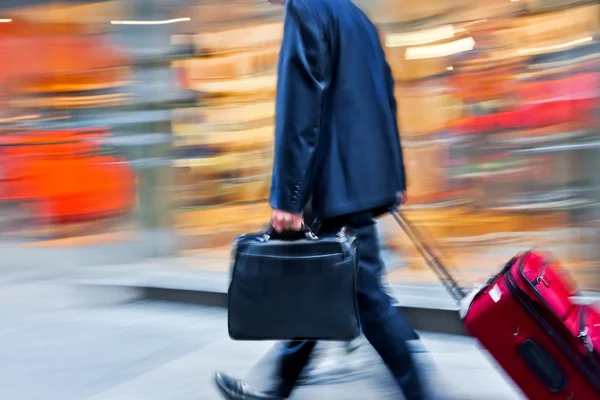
[401,191,408,205]
[272,209,304,232]
[397,191,408,206]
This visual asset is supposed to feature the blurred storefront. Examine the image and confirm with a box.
[0,0,599,290]
[170,0,600,289]
[364,0,600,289]
[0,0,193,264]
[170,2,284,250]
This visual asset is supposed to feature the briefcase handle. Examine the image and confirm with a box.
[262,223,318,241]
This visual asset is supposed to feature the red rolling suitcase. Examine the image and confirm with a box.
[390,209,600,400]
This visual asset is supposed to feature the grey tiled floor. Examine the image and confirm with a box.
[0,278,522,400]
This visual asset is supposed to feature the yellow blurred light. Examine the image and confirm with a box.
[405,37,476,60]
[461,19,488,27]
[517,37,593,55]
[111,17,191,25]
[0,18,12,23]
[0,114,40,123]
[386,25,458,47]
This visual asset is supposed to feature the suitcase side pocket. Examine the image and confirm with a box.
[518,339,568,393]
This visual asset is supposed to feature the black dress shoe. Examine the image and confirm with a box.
[213,372,284,400]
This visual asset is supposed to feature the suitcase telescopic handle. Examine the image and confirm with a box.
[390,208,466,303]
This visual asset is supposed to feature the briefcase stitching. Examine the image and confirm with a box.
[236,252,345,260]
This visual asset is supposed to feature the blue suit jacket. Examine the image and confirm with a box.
[269,0,407,220]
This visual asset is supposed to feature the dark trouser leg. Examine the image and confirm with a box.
[265,340,317,398]
[351,218,425,400]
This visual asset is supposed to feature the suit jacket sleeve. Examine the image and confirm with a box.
[269,1,327,214]
[384,59,408,191]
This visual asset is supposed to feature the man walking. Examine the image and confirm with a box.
[214,0,431,399]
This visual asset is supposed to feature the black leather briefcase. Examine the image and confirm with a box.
[228,225,360,341]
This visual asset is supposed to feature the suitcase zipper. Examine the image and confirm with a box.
[578,307,594,353]
[534,260,551,288]
[578,326,594,353]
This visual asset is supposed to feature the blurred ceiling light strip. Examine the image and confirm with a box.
[405,37,475,60]
[111,17,190,25]
[517,37,593,55]
[386,25,463,47]
[0,18,12,23]
[461,19,488,27]
[0,114,40,123]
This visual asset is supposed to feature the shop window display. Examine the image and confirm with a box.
[0,0,188,257]
[0,13,137,242]
[171,3,283,251]
[169,0,600,290]
[2,0,597,288]
[375,1,600,289]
